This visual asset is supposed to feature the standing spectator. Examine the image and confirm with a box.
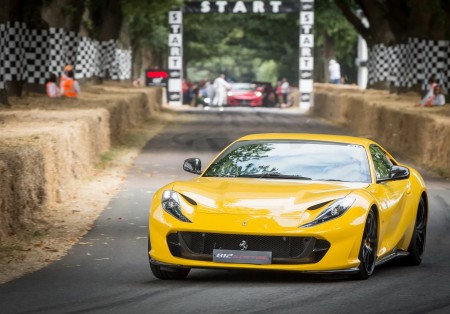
[190,82,200,107]
[328,59,341,84]
[60,70,80,98]
[213,74,231,106]
[46,73,60,98]
[182,79,190,104]
[281,78,290,105]
[206,80,215,106]
[276,81,283,106]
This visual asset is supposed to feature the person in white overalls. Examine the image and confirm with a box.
[212,74,231,106]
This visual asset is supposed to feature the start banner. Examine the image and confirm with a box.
[184,1,299,14]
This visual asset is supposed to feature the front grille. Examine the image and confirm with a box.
[167,232,330,264]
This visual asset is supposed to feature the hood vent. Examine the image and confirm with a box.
[180,193,197,206]
[307,200,333,211]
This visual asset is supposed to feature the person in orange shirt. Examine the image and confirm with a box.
[60,70,80,98]
[60,64,73,89]
[46,73,60,97]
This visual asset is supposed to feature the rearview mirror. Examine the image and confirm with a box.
[378,165,410,183]
[390,165,410,181]
[183,158,202,174]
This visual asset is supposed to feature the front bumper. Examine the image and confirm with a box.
[227,97,263,106]
[149,205,367,272]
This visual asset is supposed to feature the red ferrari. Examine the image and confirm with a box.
[227,83,263,106]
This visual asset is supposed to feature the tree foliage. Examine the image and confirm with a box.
[122,0,182,75]
[315,0,358,82]
[184,2,358,83]
[184,12,299,83]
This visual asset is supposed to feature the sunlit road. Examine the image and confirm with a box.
[1,107,450,314]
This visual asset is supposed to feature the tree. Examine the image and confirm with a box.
[333,0,450,91]
[0,0,49,102]
[122,0,182,78]
[315,0,358,83]
[334,0,450,46]
[88,0,123,41]
[41,0,84,31]
[184,13,300,84]
[184,2,359,84]
[86,0,123,82]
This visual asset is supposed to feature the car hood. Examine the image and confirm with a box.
[172,177,368,221]
[231,91,258,97]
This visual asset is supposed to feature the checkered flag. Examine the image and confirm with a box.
[24,28,49,84]
[0,23,6,89]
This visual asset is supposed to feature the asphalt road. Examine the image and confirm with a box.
[1,107,450,314]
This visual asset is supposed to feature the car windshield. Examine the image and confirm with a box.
[231,83,256,91]
[203,140,371,183]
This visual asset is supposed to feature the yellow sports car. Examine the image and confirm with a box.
[148,134,427,280]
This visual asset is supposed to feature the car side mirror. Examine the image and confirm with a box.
[183,158,202,174]
[390,165,410,181]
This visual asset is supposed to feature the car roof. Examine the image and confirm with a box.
[236,133,375,146]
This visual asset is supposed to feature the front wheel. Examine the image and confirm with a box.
[404,198,427,266]
[353,208,378,280]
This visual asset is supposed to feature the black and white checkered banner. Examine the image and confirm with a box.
[0,22,132,90]
[1,22,27,88]
[168,11,183,105]
[368,38,450,91]
[0,23,5,89]
[299,0,314,110]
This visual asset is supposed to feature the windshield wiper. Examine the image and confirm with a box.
[239,173,312,180]
[315,178,348,182]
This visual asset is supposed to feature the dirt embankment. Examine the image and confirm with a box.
[313,84,450,176]
[0,85,163,242]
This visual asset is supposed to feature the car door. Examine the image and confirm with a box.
[367,145,410,257]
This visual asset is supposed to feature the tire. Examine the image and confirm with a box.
[148,237,190,280]
[404,198,427,266]
[150,262,190,280]
[352,208,378,280]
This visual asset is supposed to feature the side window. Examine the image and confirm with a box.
[370,145,393,180]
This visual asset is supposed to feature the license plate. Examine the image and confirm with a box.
[213,249,272,264]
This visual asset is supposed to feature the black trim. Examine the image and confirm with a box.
[150,259,360,275]
[180,193,197,206]
[307,200,333,210]
[167,232,330,265]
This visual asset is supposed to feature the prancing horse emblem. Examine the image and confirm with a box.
[239,240,248,250]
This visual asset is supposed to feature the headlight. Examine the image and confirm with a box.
[161,190,192,223]
[255,91,262,97]
[300,196,355,227]
[227,91,233,96]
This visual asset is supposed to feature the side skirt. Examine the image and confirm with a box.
[375,250,409,267]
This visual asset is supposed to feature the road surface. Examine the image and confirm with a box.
[1,107,450,314]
